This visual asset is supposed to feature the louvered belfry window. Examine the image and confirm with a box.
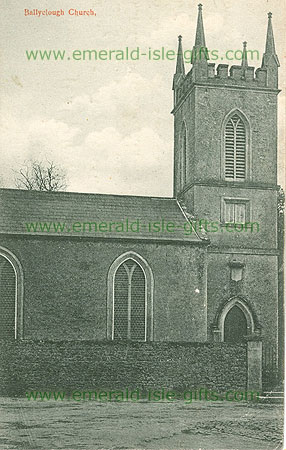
[0,256,16,340]
[114,259,146,341]
[225,114,246,180]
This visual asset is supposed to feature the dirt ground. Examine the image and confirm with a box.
[0,397,283,450]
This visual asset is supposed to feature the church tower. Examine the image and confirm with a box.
[172,5,279,201]
[172,5,281,384]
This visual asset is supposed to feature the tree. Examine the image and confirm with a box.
[15,160,67,192]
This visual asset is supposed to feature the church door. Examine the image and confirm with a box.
[224,305,247,343]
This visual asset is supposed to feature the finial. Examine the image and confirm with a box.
[261,10,279,71]
[241,41,248,68]
[192,2,208,63]
[174,33,185,76]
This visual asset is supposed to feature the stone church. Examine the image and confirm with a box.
[0,5,282,392]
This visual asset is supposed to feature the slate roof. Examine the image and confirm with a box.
[0,188,206,243]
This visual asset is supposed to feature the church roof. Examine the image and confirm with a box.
[0,188,206,243]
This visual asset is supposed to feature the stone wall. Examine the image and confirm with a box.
[0,341,247,396]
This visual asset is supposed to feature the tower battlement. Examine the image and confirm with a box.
[172,6,280,109]
[173,63,271,108]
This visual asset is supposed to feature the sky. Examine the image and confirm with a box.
[0,0,285,196]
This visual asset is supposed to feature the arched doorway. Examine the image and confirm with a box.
[224,305,247,343]
[212,297,259,342]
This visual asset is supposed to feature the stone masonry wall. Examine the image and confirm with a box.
[0,341,247,396]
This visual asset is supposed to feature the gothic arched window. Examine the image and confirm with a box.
[107,252,153,342]
[114,259,145,340]
[180,123,187,190]
[0,255,16,340]
[224,114,246,181]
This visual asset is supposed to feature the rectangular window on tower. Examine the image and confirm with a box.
[221,198,250,225]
